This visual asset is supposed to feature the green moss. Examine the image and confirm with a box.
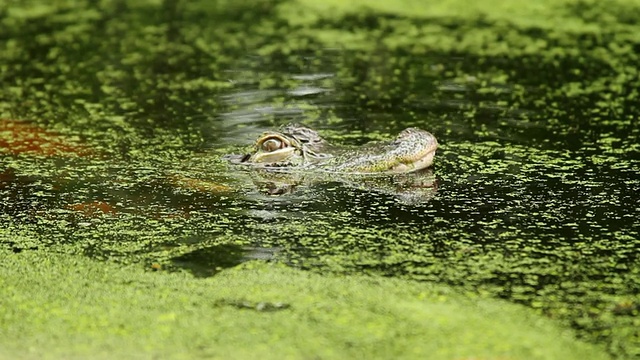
[0,250,608,359]
[274,0,639,56]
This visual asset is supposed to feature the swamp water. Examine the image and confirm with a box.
[1,1,639,358]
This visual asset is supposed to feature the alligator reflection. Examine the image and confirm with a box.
[237,167,438,205]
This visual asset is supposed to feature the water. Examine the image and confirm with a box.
[1,1,639,357]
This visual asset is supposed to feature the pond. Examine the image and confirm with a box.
[1,0,639,358]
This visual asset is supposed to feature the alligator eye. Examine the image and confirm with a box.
[261,138,283,152]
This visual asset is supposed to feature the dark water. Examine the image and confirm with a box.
[1,1,639,357]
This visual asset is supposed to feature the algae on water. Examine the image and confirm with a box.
[0,250,610,360]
